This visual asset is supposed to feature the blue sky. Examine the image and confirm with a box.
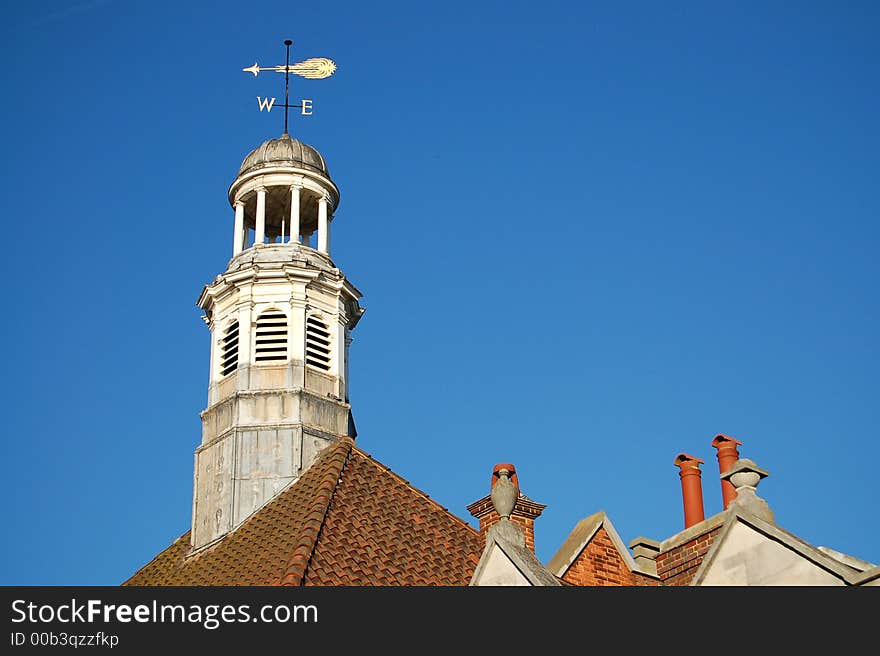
[2,1,878,585]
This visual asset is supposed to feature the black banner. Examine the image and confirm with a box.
[0,585,868,651]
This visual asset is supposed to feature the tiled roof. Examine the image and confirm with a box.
[123,437,482,586]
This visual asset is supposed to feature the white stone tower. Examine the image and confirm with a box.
[191,132,364,550]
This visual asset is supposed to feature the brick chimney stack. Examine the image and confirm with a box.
[674,453,706,529]
[466,463,545,553]
[711,434,743,510]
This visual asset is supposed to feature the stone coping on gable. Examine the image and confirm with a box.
[659,511,727,553]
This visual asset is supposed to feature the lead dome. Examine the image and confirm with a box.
[237,132,330,178]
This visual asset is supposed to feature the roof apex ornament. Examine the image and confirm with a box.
[721,458,774,523]
[490,464,519,520]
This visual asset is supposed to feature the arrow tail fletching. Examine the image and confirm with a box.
[289,57,337,79]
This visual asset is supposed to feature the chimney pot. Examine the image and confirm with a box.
[674,453,706,529]
[711,434,743,509]
[491,463,518,489]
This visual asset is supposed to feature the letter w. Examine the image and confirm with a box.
[257,97,276,112]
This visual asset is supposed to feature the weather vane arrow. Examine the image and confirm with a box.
[243,39,337,134]
[242,58,337,79]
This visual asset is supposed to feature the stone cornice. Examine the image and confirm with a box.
[229,166,339,209]
[347,306,365,330]
[197,386,351,429]
[342,278,364,301]
[466,494,546,520]
[281,265,322,283]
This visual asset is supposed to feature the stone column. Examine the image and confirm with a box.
[344,331,352,402]
[235,299,253,392]
[255,187,267,245]
[331,314,345,387]
[289,287,306,388]
[317,194,329,254]
[233,201,245,255]
[289,183,301,243]
[326,214,332,252]
[207,318,218,394]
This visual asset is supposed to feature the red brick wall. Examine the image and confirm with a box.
[479,512,536,553]
[655,527,721,586]
[560,527,646,586]
[632,572,661,586]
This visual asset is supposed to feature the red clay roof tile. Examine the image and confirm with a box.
[123,436,481,586]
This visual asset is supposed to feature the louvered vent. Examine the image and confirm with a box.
[220,321,239,376]
[306,315,331,371]
[254,311,288,362]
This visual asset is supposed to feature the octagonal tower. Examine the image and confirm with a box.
[191,133,364,550]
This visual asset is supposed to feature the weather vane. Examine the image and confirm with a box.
[242,39,337,134]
